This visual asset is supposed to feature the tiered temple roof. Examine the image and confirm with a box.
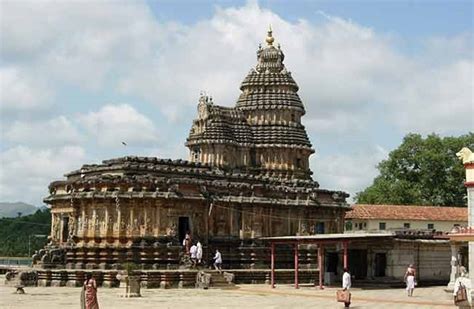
[46,156,348,208]
[186,28,314,178]
[186,96,253,147]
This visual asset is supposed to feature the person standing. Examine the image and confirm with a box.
[213,249,222,273]
[196,241,203,265]
[82,273,99,309]
[183,232,192,254]
[342,267,352,308]
[190,243,198,267]
[453,267,472,309]
[404,264,416,297]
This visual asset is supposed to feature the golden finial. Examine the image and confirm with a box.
[266,24,274,46]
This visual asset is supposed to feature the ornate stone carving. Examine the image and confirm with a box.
[457,147,474,164]
[166,223,177,237]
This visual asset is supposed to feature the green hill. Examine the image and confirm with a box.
[0,202,38,218]
[0,208,51,257]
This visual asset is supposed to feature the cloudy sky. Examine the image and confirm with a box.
[0,0,472,206]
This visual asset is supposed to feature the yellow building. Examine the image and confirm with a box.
[345,204,467,233]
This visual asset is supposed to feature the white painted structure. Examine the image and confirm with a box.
[345,204,467,233]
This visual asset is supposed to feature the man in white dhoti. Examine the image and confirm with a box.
[404,264,416,297]
[196,241,203,265]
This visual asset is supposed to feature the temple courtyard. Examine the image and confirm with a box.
[0,277,455,309]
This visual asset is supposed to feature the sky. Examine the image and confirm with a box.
[0,0,473,206]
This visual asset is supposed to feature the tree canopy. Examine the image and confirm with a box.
[356,133,474,206]
[0,208,51,257]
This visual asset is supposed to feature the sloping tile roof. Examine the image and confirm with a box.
[346,204,467,222]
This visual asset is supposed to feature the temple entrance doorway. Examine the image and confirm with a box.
[374,253,387,277]
[349,249,367,279]
[179,217,190,243]
[326,252,339,273]
[61,216,69,243]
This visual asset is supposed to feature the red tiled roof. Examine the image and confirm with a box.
[345,204,467,222]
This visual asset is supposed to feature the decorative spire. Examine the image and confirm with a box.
[265,25,274,46]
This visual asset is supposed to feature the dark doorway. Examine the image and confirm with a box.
[349,249,368,279]
[62,216,69,243]
[374,253,387,277]
[179,217,190,243]
[460,246,468,272]
[326,252,339,274]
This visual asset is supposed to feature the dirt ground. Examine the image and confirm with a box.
[0,277,456,309]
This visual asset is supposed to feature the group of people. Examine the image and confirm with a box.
[340,264,416,308]
[339,264,415,308]
[188,240,204,267]
[341,263,472,308]
[183,232,203,267]
[183,232,222,271]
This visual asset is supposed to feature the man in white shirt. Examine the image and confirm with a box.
[342,267,352,308]
[213,249,222,273]
[190,244,198,267]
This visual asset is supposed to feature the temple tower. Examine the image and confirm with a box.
[235,27,313,179]
[186,28,314,179]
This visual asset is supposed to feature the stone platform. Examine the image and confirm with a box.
[35,268,318,289]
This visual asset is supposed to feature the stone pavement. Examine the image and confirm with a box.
[0,281,456,309]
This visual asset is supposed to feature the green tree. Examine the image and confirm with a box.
[356,133,474,206]
[0,208,51,256]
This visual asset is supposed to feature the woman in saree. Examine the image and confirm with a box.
[81,273,99,309]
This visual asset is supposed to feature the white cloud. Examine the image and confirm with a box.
[78,104,159,148]
[0,1,471,206]
[0,145,85,205]
[386,60,473,133]
[0,67,53,111]
[312,145,388,202]
[4,116,83,147]
[2,1,471,132]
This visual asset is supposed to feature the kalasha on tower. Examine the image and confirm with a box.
[37,30,349,284]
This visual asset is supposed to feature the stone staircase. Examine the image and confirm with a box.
[195,271,235,289]
[210,272,235,288]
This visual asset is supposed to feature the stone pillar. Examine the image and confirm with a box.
[91,206,97,238]
[104,204,109,236]
[458,148,474,290]
[50,213,56,240]
[82,209,88,239]
[447,242,459,290]
[154,205,160,237]
[143,205,148,237]
[469,187,474,287]
[130,207,134,237]
[116,201,121,239]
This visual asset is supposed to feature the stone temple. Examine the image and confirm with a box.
[38,29,349,273]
